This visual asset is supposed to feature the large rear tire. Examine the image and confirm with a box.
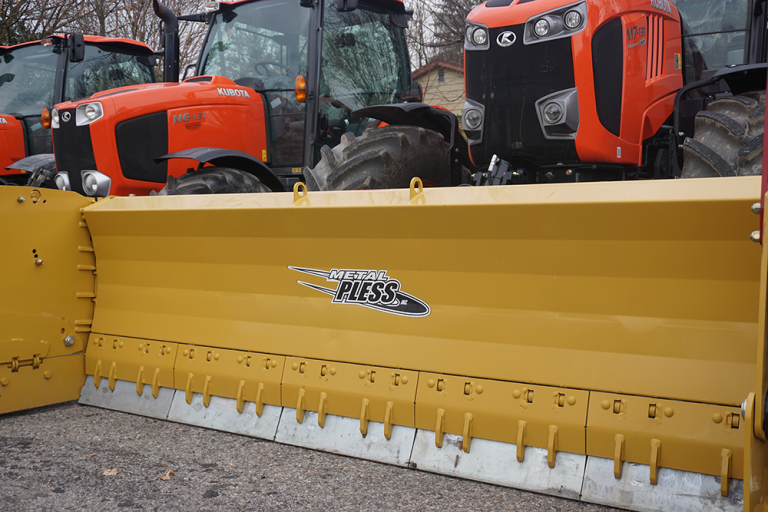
[155,167,271,195]
[304,126,450,191]
[681,91,765,178]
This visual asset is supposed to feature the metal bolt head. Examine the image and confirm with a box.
[17,196,25,203]
[64,335,75,346]
[35,258,44,266]
[565,169,573,176]
[545,171,554,179]
[750,230,761,243]
[752,202,762,214]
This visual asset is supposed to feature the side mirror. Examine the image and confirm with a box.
[69,33,85,63]
[181,64,196,80]
[336,0,358,12]
[400,82,423,103]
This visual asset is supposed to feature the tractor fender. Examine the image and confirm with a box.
[154,147,284,192]
[354,103,474,183]
[5,153,56,173]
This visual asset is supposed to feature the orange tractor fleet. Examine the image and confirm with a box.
[0,34,156,185]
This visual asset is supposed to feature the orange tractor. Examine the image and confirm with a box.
[459,0,765,184]
[43,0,453,197]
[0,34,156,185]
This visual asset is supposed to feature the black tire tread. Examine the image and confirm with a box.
[304,126,449,191]
[682,91,765,178]
[156,167,271,195]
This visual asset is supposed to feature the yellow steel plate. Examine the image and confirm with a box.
[174,345,284,406]
[82,177,760,411]
[281,357,417,426]
[0,354,85,414]
[415,372,588,454]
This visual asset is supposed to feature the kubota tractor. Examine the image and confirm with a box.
[44,0,455,198]
[457,0,766,184]
[0,34,157,185]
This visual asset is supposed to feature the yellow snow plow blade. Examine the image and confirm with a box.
[2,177,767,511]
[0,187,94,413]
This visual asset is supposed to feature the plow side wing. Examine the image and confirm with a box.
[0,187,95,413]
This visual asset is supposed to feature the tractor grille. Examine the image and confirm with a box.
[115,112,168,183]
[52,108,95,195]
[465,24,578,167]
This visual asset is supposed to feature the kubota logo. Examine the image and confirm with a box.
[0,117,7,124]
[496,31,516,47]
[289,266,430,317]
[650,0,672,15]
[217,87,251,98]
[61,112,71,122]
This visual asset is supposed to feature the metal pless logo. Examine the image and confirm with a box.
[217,87,251,98]
[650,0,673,15]
[61,112,71,122]
[289,266,430,317]
[496,31,516,47]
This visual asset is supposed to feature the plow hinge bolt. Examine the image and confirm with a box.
[183,349,189,356]
[475,385,483,394]
[0,378,8,386]
[752,202,762,214]
[330,367,336,375]
[601,400,610,410]
[237,356,243,363]
[567,396,576,405]
[750,230,761,243]
[713,413,723,423]
[44,371,51,379]
[214,353,219,360]
[293,363,299,371]
[359,370,366,379]
[427,379,435,388]
[513,389,521,399]
[663,407,674,417]
[17,196,24,203]
[64,335,75,347]
[401,375,408,384]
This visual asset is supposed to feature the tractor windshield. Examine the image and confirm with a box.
[63,44,154,102]
[675,0,749,82]
[0,44,59,117]
[316,1,411,160]
[200,0,311,167]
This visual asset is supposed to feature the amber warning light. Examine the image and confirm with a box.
[295,75,307,103]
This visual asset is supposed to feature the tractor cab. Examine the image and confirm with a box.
[196,0,413,178]
[0,35,156,183]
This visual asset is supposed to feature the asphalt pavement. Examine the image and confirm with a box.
[0,401,620,511]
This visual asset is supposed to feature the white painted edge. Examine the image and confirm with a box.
[581,455,743,512]
[167,391,281,440]
[410,429,585,500]
[78,375,174,420]
[276,408,416,467]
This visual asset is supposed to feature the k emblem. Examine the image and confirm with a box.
[497,31,516,47]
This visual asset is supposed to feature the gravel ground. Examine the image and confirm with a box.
[0,402,620,511]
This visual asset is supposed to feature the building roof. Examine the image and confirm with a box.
[412,59,463,79]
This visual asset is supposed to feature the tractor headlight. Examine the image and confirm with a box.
[464,22,490,51]
[75,102,103,126]
[543,102,563,124]
[80,170,111,197]
[54,172,70,191]
[534,19,550,37]
[472,27,488,46]
[564,10,582,29]
[524,2,587,45]
[464,109,483,130]
[51,108,60,129]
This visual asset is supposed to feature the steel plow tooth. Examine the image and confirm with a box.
[78,376,174,420]
[276,409,416,467]
[166,391,281,439]
[581,456,743,512]
[410,430,586,500]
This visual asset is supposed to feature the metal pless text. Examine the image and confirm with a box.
[289,266,430,317]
